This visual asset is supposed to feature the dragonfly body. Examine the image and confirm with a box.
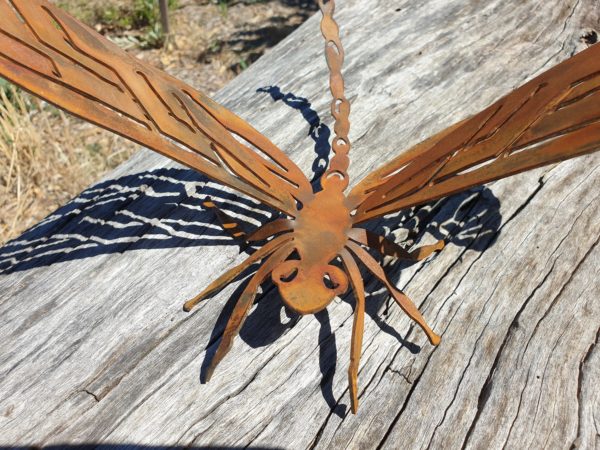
[274,187,352,314]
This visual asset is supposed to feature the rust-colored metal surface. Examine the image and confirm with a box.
[1,0,600,414]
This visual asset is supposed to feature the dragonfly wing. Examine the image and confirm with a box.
[0,0,313,217]
[349,42,600,224]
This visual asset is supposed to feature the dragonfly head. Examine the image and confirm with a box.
[272,259,348,315]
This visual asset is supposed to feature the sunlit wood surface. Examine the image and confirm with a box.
[0,0,598,447]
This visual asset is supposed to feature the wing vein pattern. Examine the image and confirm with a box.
[349,43,600,223]
[0,0,313,216]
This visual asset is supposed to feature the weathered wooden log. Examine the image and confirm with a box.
[0,0,598,447]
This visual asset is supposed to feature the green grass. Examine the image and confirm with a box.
[56,0,178,48]
[213,0,268,18]
[0,78,36,111]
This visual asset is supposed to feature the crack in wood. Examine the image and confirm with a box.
[1,0,599,446]
[82,389,99,403]
[427,300,503,449]
[374,349,437,450]
[183,345,287,447]
[520,200,599,360]
[571,326,600,449]
[312,184,526,448]
[460,258,558,448]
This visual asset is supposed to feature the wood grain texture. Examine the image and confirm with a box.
[0,0,599,447]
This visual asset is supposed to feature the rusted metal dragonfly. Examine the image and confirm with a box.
[1,0,599,413]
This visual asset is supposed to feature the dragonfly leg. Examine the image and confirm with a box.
[340,248,366,414]
[408,239,445,261]
[203,197,248,241]
[183,234,293,312]
[204,197,293,247]
[348,228,444,261]
[246,218,294,243]
[346,241,441,346]
[205,243,295,382]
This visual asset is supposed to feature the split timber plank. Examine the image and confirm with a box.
[0,0,599,448]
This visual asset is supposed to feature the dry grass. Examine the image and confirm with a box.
[0,0,165,244]
[0,86,137,244]
[0,0,314,245]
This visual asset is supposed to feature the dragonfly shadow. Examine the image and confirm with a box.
[0,167,278,275]
[257,85,331,186]
[314,185,502,417]
[0,85,331,275]
[353,184,503,350]
[0,86,503,418]
[199,89,503,417]
[250,86,504,416]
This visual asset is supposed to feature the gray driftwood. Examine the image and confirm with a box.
[1,0,599,448]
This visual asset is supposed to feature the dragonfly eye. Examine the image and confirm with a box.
[322,273,337,289]
[322,264,348,295]
[280,268,298,283]
[272,260,300,284]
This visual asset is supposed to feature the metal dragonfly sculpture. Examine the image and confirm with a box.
[1,0,599,413]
